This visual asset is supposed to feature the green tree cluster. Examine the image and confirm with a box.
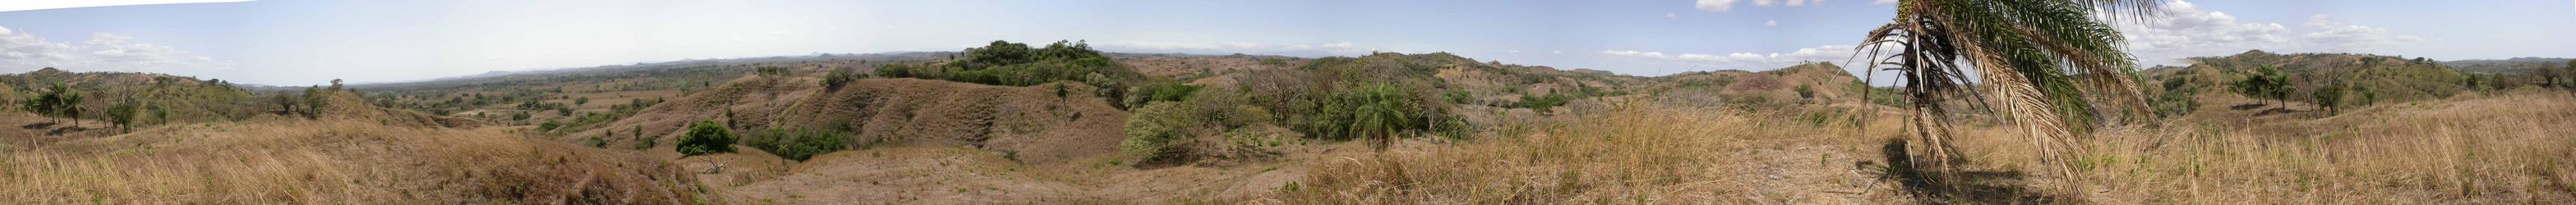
[744,126,852,161]
[2233,66,2292,106]
[21,83,85,126]
[677,121,736,155]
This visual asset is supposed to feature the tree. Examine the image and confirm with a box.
[2312,81,2347,115]
[271,93,300,116]
[1345,84,1427,151]
[300,86,330,119]
[106,100,139,133]
[824,67,866,91]
[60,91,84,128]
[575,97,590,106]
[21,83,76,125]
[677,121,736,155]
[1853,0,2163,190]
[2233,66,2291,106]
[2533,63,2565,89]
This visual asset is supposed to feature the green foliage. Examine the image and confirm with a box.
[2152,87,2200,117]
[677,121,737,155]
[632,125,655,149]
[755,66,791,76]
[1794,84,1816,99]
[2233,66,2292,105]
[1120,102,1190,162]
[104,101,138,132]
[823,67,866,91]
[574,97,589,105]
[2312,82,2347,115]
[1441,90,1473,105]
[537,121,560,131]
[1118,88,1276,163]
[1513,93,1572,113]
[875,63,922,79]
[1338,84,1431,150]
[744,126,852,161]
[298,86,329,119]
[21,83,81,122]
[1124,80,1201,109]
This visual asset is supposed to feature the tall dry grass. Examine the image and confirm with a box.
[1947,92,2576,203]
[1259,101,1909,204]
[0,120,707,204]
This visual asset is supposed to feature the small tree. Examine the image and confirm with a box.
[299,86,330,119]
[2312,82,2347,115]
[574,97,590,106]
[824,67,866,91]
[106,100,138,132]
[677,121,736,155]
[2234,66,2290,106]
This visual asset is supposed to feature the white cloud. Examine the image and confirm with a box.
[1665,12,1678,19]
[1601,44,1871,70]
[1765,20,1780,26]
[1319,42,1355,49]
[2110,0,2424,65]
[1695,0,1738,11]
[1754,0,1776,7]
[1786,0,1819,7]
[0,26,234,73]
[1552,50,1563,54]
[1508,50,1523,53]
[1600,50,1668,58]
[0,0,251,12]
[2300,15,2424,51]
[1872,0,1896,5]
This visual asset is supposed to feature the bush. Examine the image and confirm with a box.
[676,121,736,155]
[1124,80,1201,109]
[631,125,654,149]
[824,67,866,91]
[1121,102,1192,162]
[743,127,852,161]
[876,64,921,79]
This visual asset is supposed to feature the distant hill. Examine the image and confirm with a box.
[2443,57,2573,75]
[2144,50,2472,105]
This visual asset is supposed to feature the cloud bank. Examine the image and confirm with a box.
[1,26,234,73]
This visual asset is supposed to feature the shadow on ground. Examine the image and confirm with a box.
[1861,139,2073,204]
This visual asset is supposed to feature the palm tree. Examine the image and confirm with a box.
[1347,84,1422,151]
[1853,0,2163,192]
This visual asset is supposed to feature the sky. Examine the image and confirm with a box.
[1,0,2571,86]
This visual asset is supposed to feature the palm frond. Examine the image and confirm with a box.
[1858,0,2165,194]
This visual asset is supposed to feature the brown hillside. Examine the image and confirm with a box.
[0,120,706,203]
[308,89,488,129]
[575,75,1129,164]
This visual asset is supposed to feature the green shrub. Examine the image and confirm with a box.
[631,125,655,149]
[677,121,736,155]
[877,64,921,79]
[1120,102,1191,162]
[743,127,852,161]
[824,67,866,91]
[1516,93,1572,113]
[1442,90,1473,105]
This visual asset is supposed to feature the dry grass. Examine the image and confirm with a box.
[2019,92,2576,204]
[1259,101,1910,204]
[1266,92,2576,204]
[0,120,707,204]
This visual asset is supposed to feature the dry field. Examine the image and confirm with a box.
[0,119,706,204]
[1259,91,2576,204]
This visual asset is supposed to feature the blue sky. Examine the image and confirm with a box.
[1,0,2571,85]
